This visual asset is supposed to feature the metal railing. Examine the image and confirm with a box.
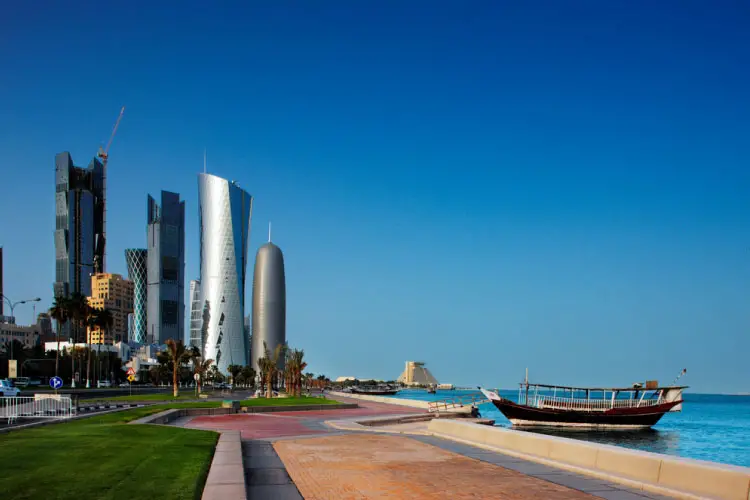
[428,393,487,413]
[531,395,663,412]
[1,396,75,424]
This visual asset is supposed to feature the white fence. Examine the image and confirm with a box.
[1,395,75,424]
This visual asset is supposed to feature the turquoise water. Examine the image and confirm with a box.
[387,389,750,468]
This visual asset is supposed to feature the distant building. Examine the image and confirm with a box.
[188,279,202,351]
[0,313,52,348]
[54,152,106,340]
[87,273,134,345]
[250,239,286,374]
[124,248,148,343]
[198,173,252,373]
[146,191,185,345]
[397,361,439,386]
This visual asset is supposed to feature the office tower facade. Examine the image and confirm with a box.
[244,315,251,361]
[124,248,148,343]
[0,246,3,316]
[250,241,286,373]
[188,279,202,351]
[54,152,106,300]
[146,191,185,345]
[198,173,252,373]
[87,273,134,344]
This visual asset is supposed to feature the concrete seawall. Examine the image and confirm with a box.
[428,419,750,500]
[328,391,430,409]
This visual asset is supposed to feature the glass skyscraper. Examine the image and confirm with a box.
[198,173,252,373]
[54,152,105,341]
[146,191,185,345]
[125,248,148,343]
[54,152,106,299]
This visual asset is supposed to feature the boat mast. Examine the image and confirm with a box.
[525,368,529,405]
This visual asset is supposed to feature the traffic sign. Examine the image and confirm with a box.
[50,376,63,390]
[194,373,200,381]
[127,375,135,382]
[126,367,136,376]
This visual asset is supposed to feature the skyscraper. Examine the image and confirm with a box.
[188,279,202,350]
[198,173,252,373]
[146,191,185,345]
[250,238,286,373]
[124,248,148,343]
[0,246,3,316]
[54,152,106,300]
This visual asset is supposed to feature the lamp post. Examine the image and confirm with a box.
[1,295,42,372]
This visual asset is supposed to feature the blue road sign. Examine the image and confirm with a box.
[50,376,63,390]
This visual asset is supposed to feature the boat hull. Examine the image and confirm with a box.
[491,399,682,429]
[350,389,400,396]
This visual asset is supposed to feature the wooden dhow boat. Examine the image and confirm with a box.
[479,369,687,430]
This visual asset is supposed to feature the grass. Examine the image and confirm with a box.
[240,396,340,406]
[91,393,211,402]
[0,404,219,500]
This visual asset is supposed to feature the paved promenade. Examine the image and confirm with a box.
[180,395,674,500]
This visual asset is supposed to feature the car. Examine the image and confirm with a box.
[119,382,131,388]
[0,379,21,397]
[97,380,112,388]
[13,377,30,388]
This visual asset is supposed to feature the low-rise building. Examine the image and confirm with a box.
[87,273,134,345]
[0,315,51,348]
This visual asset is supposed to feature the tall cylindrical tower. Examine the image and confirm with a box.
[250,242,286,373]
[198,173,252,374]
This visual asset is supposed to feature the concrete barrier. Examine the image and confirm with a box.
[428,419,750,500]
[241,403,357,413]
[328,391,430,409]
[202,430,246,500]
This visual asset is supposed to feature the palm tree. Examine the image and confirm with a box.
[227,364,242,388]
[193,358,213,394]
[285,348,306,397]
[165,339,190,397]
[67,293,89,388]
[48,296,69,379]
[261,342,285,398]
[241,366,256,389]
[94,309,114,385]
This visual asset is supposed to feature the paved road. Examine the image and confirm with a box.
[178,396,674,500]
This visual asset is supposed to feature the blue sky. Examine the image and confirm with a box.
[1,1,749,393]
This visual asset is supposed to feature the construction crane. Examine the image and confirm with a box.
[94,106,125,274]
[97,106,125,164]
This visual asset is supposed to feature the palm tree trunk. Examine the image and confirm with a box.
[86,346,91,388]
[173,360,178,397]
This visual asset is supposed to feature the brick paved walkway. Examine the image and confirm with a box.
[181,396,673,500]
[274,433,597,499]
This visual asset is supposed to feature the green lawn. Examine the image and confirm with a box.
[91,393,211,402]
[0,405,218,500]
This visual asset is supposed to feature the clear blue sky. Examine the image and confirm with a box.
[1,1,749,393]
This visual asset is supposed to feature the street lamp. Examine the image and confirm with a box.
[1,295,42,362]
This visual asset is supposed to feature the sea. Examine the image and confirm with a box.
[386,389,750,468]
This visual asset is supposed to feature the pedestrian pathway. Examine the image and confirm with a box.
[243,440,303,500]
[178,396,678,499]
